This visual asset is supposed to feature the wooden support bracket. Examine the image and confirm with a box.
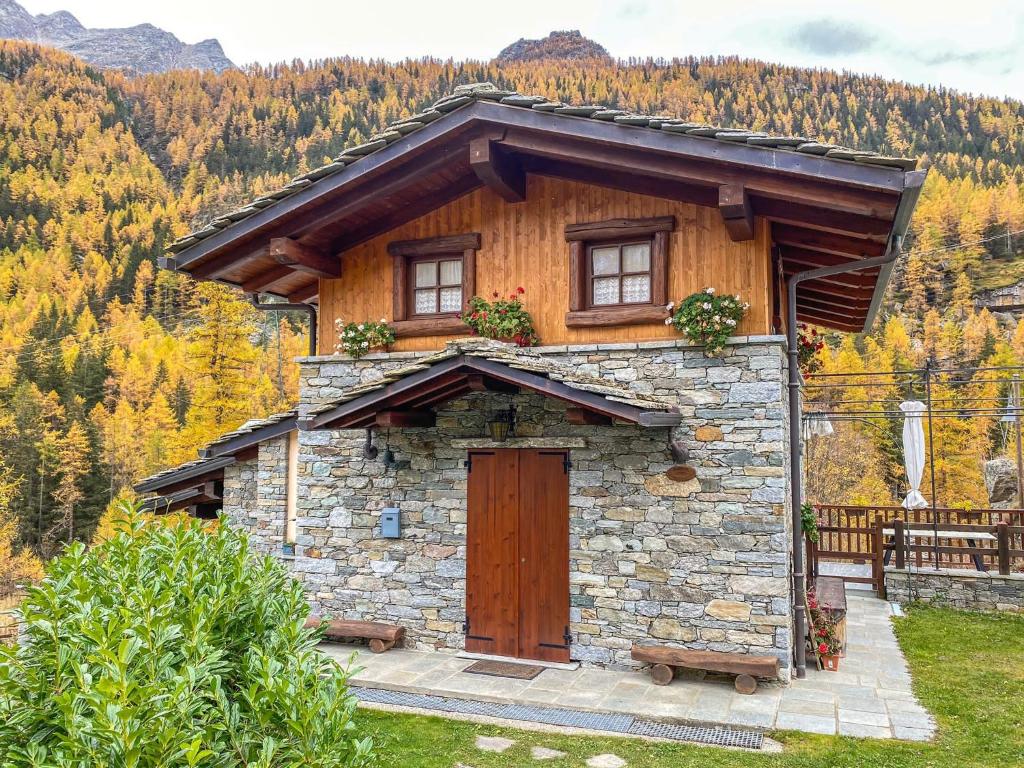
[566,408,613,426]
[719,184,755,242]
[269,237,341,278]
[469,137,526,202]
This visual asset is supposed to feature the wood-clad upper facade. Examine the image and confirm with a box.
[161,84,925,347]
[320,177,772,352]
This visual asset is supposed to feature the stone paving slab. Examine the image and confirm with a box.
[322,590,936,741]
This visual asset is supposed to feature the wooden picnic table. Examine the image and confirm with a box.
[882,527,994,571]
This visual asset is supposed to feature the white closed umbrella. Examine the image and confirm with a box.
[900,400,929,509]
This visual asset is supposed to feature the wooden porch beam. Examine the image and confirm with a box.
[565,408,613,426]
[470,138,525,202]
[189,244,269,280]
[718,184,754,242]
[269,238,341,278]
[466,374,520,393]
[375,410,436,428]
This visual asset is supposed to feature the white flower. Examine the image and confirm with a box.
[664,317,673,325]
[361,341,369,348]
[665,301,674,311]
[734,294,741,301]
[743,302,750,310]
[357,323,365,331]
[705,287,715,295]
[713,315,720,322]
[702,302,712,310]
[379,317,387,324]
[726,318,737,326]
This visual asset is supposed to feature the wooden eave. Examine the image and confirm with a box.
[299,354,682,431]
[163,99,924,332]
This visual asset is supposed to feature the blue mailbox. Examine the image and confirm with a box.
[381,507,401,538]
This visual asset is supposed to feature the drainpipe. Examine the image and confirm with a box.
[786,169,926,679]
[787,250,897,678]
[248,293,318,357]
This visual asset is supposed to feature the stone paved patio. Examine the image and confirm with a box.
[321,590,935,741]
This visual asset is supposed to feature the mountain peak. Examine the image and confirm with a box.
[496,30,610,62]
[0,0,234,73]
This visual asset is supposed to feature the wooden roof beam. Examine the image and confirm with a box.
[752,197,891,242]
[719,185,754,242]
[241,264,295,293]
[772,223,886,258]
[796,307,867,331]
[269,238,341,278]
[498,131,899,219]
[288,281,320,303]
[470,138,525,203]
[375,410,436,428]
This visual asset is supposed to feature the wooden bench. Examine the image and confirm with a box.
[631,645,779,694]
[305,617,405,653]
[813,576,847,656]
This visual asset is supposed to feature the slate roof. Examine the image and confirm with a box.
[168,82,918,255]
[303,338,680,422]
[134,409,296,492]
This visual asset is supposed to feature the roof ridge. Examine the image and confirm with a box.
[168,82,918,254]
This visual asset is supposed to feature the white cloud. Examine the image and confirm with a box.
[17,0,1024,100]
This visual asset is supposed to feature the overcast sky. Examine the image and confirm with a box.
[19,0,1024,101]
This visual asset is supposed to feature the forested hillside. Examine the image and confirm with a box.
[1,38,1023,551]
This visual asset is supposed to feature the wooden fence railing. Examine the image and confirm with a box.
[808,505,1024,592]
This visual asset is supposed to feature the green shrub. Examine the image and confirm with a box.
[0,503,374,767]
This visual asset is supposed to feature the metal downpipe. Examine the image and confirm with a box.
[248,293,318,357]
[785,249,900,678]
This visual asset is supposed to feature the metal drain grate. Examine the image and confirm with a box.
[351,685,764,750]
[627,719,764,750]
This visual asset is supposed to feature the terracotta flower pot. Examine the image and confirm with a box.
[821,653,840,671]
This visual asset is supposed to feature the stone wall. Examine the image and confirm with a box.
[222,456,257,539]
[222,439,289,556]
[274,336,794,678]
[886,567,1024,613]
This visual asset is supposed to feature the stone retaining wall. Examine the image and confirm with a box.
[885,567,1024,612]
[231,336,794,678]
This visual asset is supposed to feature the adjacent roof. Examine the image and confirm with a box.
[161,81,926,332]
[134,409,296,499]
[300,338,682,430]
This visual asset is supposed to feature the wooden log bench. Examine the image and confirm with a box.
[305,617,405,653]
[631,645,779,694]
[813,575,848,656]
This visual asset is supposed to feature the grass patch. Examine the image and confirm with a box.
[354,606,1024,767]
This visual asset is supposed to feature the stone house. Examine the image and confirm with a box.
[137,84,924,680]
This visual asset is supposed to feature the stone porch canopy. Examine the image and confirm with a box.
[134,409,296,512]
[299,339,684,431]
[159,82,926,334]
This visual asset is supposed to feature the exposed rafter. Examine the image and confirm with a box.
[470,138,525,202]
[718,184,754,242]
[269,238,341,278]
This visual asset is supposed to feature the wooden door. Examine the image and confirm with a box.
[465,449,570,662]
[465,450,519,657]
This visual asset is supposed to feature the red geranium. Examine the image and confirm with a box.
[818,642,829,655]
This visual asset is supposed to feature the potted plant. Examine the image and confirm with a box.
[797,324,825,376]
[807,589,843,671]
[462,288,539,346]
[665,288,748,357]
[335,318,395,359]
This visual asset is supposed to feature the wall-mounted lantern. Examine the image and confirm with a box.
[487,402,517,442]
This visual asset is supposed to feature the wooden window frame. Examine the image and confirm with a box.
[565,217,674,327]
[585,239,655,309]
[388,233,479,338]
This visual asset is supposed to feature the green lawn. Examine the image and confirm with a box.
[354,607,1024,767]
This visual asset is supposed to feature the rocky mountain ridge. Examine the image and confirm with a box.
[496,30,610,62]
[0,0,234,73]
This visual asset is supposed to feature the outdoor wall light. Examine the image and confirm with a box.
[487,402,516,441]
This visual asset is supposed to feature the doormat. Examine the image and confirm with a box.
[463,660,545,680]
